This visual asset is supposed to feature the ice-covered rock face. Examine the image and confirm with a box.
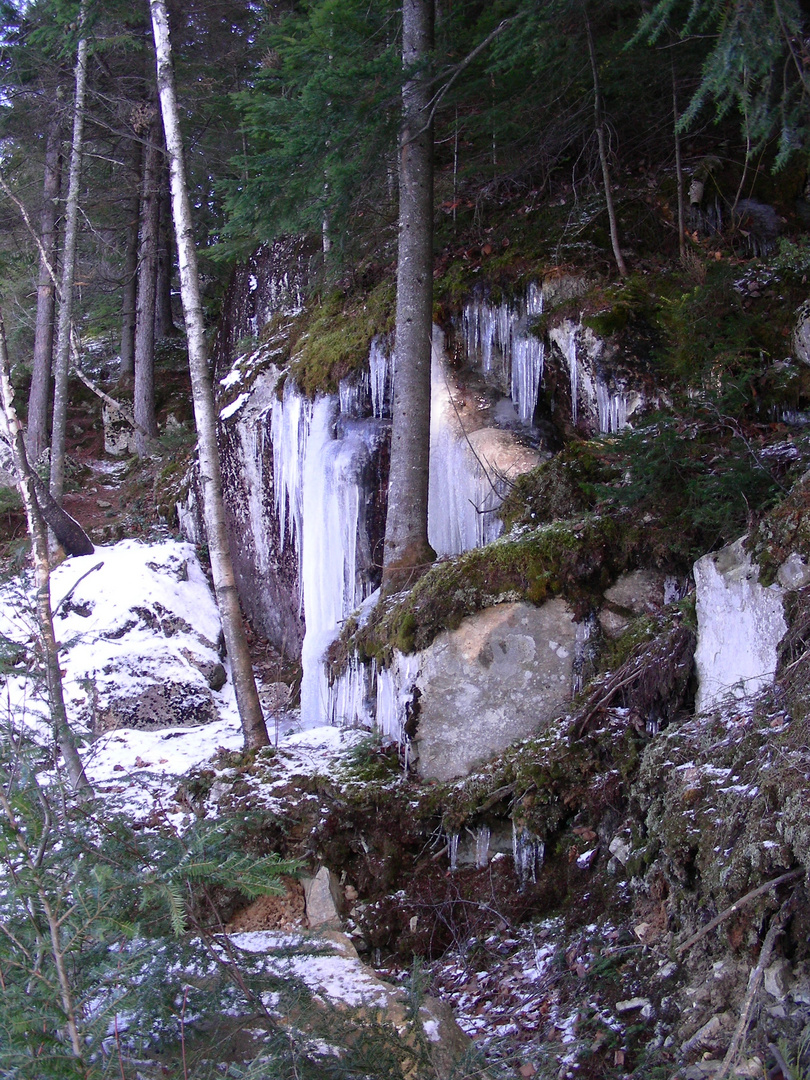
[0,539,227,736]
[693,537,787,715]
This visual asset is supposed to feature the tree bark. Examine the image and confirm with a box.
[672,57,686,262]
[0,308,91,795]
[381,0,436,591]
[154,162,177,339]
[585,5,627,279]
[149,0,269,750]
[27,115,62,463]
[133,110,161,455]
[49,4,88,502]
[118,139,142,383]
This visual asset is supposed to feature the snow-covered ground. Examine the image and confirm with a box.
[0,537,362,820]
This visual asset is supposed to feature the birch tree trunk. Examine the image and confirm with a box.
[149,0,269,749]
[27,115,62,462]
[382,0,436,590]
[0,309,91,795]
[50,6,88,502]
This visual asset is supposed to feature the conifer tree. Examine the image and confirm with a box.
[382,0,436,589]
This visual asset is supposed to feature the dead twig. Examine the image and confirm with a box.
[676,868,803,957]
[53,561,104,618]
[717,894,797,1078]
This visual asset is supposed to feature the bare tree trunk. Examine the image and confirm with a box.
[0,308,91,795]
[585,5,627,279]
[50,4,88,502]
[382,0,436,590]
[149,0,269,750]
[133,111,161,455]
[154,162,177,339]
[118,139,142,383]
[28,115,62,463]
[672,58,686,262]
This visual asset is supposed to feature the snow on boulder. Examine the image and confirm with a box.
[0,539,228,736]
[693,537,787,715]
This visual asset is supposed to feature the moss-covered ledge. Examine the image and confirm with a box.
[328,510,646,677]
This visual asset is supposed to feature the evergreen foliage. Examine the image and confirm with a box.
[635,0,810,169]
[0,743,301,1078]
[218,0,400,263]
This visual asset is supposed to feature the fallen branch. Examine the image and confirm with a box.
[717,895,796,1078]
[676,868,804,956]
[767,1042,795,1080]
[53,561,104,618]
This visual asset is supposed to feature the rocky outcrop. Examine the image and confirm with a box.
[694,537,787,714]
[223,929,471,1079]
[412,600,577,780]
[218,364,305,654]
[42,540,227,734]
[599,568,681,638]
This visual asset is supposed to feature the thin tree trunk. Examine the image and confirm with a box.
[118,140,142,383]
[149,0,269,750]
[133,111,161,455]
[584,6,627,278]
[672,57,686,261]
[154,162,177,338]
[0,309,91,795]
[382,0,436,590]
[50,4,88,502]
[28,115,62,463]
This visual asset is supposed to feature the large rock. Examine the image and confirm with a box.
[48,540,227,734]
[599,569,680,638]
[694,537,787,715]
[221,930,470,1078]
[413,600,577,780]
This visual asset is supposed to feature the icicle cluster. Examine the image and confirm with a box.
[461,283,544,425]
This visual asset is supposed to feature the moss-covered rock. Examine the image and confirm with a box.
[330,512,645,676]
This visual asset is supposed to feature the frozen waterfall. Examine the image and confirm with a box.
[427,342,506,556]
[270,380,386,726]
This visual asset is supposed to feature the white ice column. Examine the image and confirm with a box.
[428,341,505,557]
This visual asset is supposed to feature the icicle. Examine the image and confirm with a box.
[327,653,374,729]
[368,336,394,419]
[512,821,544,889]
[300,401,378,724]
[375,651,421,742]
[475,825,491,869]
[572,615,598,698]
[270,380,311,581]
[448,832,460,872]
[510,282,545,424]
[596,381,628,434]
[461,285,544,424]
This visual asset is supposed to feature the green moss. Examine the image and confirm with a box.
[499,444,614,531]
[330,512,644,678]
[288,280,395,397]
